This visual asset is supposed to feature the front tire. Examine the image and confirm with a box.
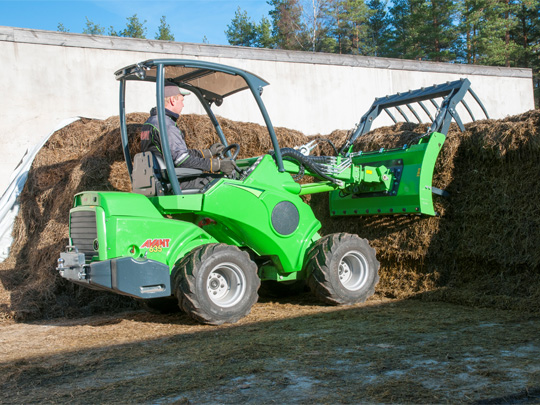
[176,244,260,325]
[307,233,379,305]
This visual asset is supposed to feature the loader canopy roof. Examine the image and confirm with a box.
[115,59,269,105]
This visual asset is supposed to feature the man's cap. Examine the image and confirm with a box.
[164,82,191,98]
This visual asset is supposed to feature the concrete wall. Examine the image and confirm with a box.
[0,25,535,196]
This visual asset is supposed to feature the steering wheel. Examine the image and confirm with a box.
[219,143,240,160]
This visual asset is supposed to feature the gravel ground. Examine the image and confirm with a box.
[1,295,539,404]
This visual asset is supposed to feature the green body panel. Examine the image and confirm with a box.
[153,155,321,275]
[74,192,164,218]
[329,132,446,216]
[72,191,218,272]
[151,194,203,212]
[70,155,321,279]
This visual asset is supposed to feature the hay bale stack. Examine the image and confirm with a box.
[316,111,540,310]
[424,110,540,309]
[0,114,147,320]
[0,110,539,320]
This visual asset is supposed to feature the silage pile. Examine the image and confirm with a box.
[0,110,539,320]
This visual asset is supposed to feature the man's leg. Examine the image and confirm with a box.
[179,174,222,191]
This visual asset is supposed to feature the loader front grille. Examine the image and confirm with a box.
[70,210,98,261]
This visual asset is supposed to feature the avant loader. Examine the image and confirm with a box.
[57,59,488,324]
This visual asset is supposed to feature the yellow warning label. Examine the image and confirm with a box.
[417,168,421,177]
[366,170,373,174]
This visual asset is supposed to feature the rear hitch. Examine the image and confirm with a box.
[57,246,88,280]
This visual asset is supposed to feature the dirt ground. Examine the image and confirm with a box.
[1,293,539,404]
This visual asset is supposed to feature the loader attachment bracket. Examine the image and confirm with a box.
[330,131,446,216]
[347,159,403,198]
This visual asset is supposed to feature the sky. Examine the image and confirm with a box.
[0,0,272,45]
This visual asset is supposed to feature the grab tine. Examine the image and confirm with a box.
[419,101,434,122]
[395,106,410,123]
[468,88,490,119]
[406,104,422,123]
[461,99,475,122]
[384,108,398,124]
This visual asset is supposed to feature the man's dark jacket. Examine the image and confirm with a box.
[140,108,213,171]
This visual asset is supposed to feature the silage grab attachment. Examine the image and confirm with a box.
[324,78,489,217]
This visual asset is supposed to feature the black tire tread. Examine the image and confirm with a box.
[175,244,260,325]
[307,233,380,305]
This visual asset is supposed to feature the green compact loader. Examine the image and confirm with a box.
[57,59,488,324]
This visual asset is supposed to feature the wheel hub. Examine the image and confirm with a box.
[208,276,222,291]
[339,262,352,284]
[206,263,246,308]
[338,251,370,291]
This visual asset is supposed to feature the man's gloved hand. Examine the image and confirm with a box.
[210,158,235,176]
[201,143,225,158]
[209,143,225,157]
[219,158,235,176]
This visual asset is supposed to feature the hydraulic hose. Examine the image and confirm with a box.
[312,138,339,156]
[306,156,334,164]
[279,148,340,185]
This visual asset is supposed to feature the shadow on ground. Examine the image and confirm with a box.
[1,298,539,404]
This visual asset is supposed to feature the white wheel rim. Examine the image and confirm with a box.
[206,262,246,307]
[338,250,369,291]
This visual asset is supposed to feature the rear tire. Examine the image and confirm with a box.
[176,244,260,325]
[307,233,379,305]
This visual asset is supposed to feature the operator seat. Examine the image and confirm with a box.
[131,151,203,196]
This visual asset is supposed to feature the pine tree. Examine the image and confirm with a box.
[386,0,420,59]
[225,7,275,48]
[346,0,371,55]
[498,0,521,67]
[108,26,119,37]
[324,0,371,54]
[268,0,307,50]
[325,0,351,53]
[418,0,459,61]
[120,14,147,39]
[57,23,69,33]
[255,16,275,48]
[459,0,519,66]
[155,16,174,41]
[225,7,257,46]
[366,0,390,56]
[82,17,105,35]
[511,0,540,105]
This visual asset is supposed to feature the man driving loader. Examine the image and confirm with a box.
[140,82,235,189]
